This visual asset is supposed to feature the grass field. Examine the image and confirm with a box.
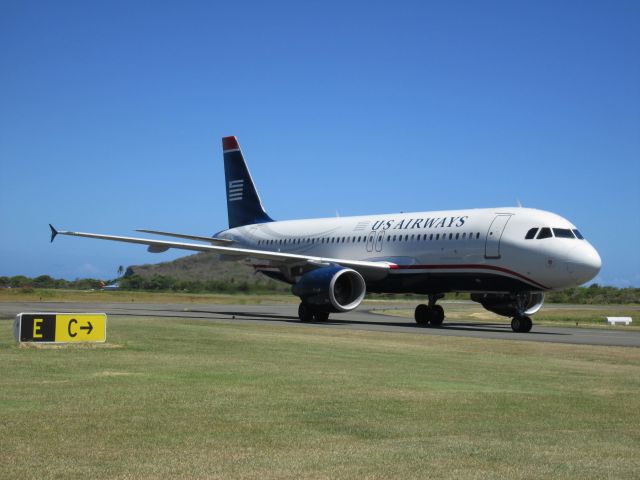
[1,315,639,479]
[0,287,299,305]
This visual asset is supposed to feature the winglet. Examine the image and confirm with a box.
[49,224,58,243]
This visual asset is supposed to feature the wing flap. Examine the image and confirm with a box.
[136,229,235,245]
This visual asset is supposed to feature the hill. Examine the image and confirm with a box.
[125,252,288,291]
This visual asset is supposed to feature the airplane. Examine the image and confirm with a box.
[49,136,602,332]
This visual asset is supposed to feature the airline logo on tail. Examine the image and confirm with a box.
[228,179,244,202]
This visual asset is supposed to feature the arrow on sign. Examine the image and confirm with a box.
[80,321,93,334]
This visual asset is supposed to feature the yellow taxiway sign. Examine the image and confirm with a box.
[14,313,107,343]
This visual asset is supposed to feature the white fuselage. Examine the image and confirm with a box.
[219,207,601,293]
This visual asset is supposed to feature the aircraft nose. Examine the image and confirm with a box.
[566,243,602,285]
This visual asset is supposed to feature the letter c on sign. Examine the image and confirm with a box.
[68,318,77,337]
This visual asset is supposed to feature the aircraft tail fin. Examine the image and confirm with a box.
[222,136,274,229]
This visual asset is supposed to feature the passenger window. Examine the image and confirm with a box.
[476,233,480,239]
[525,228,538,240]
[553,228,575,239]
[430,234,433,240]
[573,229,584,240]
[436,234,440,240]
[537,228,552,239]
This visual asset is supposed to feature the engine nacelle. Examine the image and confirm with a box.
[470,292,545,318]
[292,266,366,312]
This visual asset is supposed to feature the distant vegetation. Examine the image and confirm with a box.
[1,275,638,304]
[119,274,288,294]
[0,274,288,295]
[544,284,640,304]
[0,275,104,291]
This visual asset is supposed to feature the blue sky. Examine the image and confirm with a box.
[1,0,639,286]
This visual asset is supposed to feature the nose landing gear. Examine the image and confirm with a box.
[414,294,445,326]
[511,316,533,333]
[510,293,534,333]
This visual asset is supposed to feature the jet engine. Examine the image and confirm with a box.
[470,292,545,318]
[292,266,366,312]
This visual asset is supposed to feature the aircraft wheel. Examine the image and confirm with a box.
[431,305,445,326]
[298,303,315,323]
[510,317,521,332]
[314,311,330,322]
[511,316,533,333]
[414,304,430,326]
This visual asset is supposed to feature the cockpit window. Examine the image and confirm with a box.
[537,227,553,239]
[525,228,538,240]
[553,228,575,239]
[573,229,584,240]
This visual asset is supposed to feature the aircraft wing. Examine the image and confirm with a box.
[49,225,393,280]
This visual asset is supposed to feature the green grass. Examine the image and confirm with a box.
[0,287,299,305]
[1,316,639,479]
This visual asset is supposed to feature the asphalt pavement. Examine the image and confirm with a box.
[1,301,638,347]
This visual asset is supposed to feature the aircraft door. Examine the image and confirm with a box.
[485,214,512,259]
[374,230,385,252]
[366,231,376,252]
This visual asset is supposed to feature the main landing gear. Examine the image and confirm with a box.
[414,294,445,327]
[298,303,330,323]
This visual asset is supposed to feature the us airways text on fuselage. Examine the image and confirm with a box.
[371,216,469,231]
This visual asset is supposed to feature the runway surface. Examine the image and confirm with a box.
[1,301,639,347]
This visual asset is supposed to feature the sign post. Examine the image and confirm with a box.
[14,313,107,343]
